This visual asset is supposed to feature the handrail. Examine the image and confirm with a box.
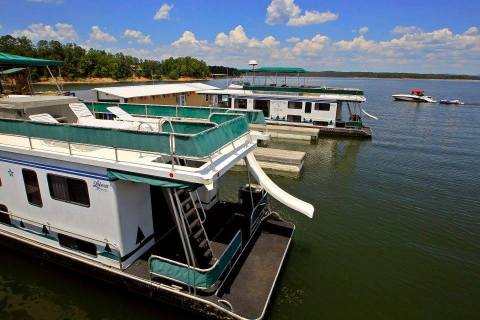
[149,230,241,274]
[0,113,250,160]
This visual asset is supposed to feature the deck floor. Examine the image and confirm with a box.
[216,220,294,319]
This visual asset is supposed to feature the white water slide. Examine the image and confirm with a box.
[245,153,314,218]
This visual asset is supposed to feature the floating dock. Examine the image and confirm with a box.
[250,124,320,142]
[235,147,305,178]
[250,123,372,140]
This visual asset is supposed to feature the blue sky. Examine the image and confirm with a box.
[1,0,479,74]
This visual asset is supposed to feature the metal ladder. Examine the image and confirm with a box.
[170,187,214,268]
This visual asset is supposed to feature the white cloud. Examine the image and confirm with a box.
[88,26,116,43]
[266,0,337,26]
[215,25,279,48]
[154,3,173,20]
[392,25,423,35]
[172,31,208,49]
[291,34,329,56]
[12,23,78,41]
[358,27,369,35]
[28,0,63,3]
[266,0,300,25]
[286,37,301,43]
[464,27,478,35]
[124,29,152,45]
[287,10,338,26]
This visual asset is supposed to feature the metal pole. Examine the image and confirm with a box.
[46,66,61,93]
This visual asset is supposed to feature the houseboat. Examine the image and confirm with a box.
[197,67,377,139]
[0,94,314,319]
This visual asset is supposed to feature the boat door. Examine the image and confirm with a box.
[177,94,186,106]
[150,186,174,240]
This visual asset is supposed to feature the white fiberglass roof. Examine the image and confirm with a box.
[92,82,219,99]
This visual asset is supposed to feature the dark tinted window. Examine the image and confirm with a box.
[47,174,90,207]
[22,169,43,207]
[287,115,302,122]
[253,100,270,117]
[288,101,303,109]
[58,233,97,256]
[305,102,312,113]
[234,99,247,109]
[314,103,330,111]
[0,204,9,224]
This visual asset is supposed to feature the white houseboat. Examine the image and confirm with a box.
[0,93,313,319]
[197,67,377,138]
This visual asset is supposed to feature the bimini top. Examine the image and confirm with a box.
[92,83,219,99]
[0,52,63,67]
[239,66,307,73]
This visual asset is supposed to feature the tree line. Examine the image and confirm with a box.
[0,35,222,81]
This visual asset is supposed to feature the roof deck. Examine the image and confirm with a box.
[0,98,265,186]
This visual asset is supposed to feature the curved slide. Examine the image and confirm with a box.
[246,153,314,218]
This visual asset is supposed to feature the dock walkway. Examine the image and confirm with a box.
[250,124,319,142]
[235,147,305,178]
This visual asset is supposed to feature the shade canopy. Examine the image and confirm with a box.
[107,169,200,190]
[0,52,64,67]
[240,66,307,73]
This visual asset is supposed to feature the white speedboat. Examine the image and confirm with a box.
[392,89,437,103]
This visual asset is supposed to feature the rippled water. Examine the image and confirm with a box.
[2,78,480,320]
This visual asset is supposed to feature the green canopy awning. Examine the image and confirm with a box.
[240,66,307,73]
[0,52,64,67]
[107,169,200,190]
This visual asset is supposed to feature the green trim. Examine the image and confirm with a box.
[243,85,364,96]
[150,231,242,289]
[241,67,306,73]
[107,169,200,190]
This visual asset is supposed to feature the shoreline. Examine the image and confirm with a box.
[34,76,211,85]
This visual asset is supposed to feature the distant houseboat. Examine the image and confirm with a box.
[197,67,377,139]
[0,92,314,319]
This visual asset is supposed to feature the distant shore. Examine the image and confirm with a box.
[34,76,210,85]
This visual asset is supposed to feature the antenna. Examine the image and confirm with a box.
[248,60,258,85]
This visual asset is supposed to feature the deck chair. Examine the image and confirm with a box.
[28,113,59,123]
[69,103,97,124]
[107,106,135,121]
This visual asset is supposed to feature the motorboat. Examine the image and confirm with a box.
[439,99,464,105]
[392,89,437,103]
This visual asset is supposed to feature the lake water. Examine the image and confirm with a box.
[1,78,480,319]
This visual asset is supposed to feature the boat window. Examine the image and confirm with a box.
[47,174,90,207]
[305,102,312,114]
[0,204,10,224]
[234,99,247,109]
[253,100,270,117]
[314,103,330,111]
[288,101,303,109]
[58,233,97,256]
[22,169,43,207]
[287,115,302,122]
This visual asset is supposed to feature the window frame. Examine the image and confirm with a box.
[22,169,43,207]
[47,174,91,208]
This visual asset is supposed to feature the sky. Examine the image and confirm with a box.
[1,0,479,74]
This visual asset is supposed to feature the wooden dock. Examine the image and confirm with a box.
[250,124,319,142]
[250,123,372,140]
[234,147,305,178]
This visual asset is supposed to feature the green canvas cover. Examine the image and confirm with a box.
[0,52,63,67]
[83,102,266,125]
[107,169,199,189]
[240,66,306,73]
[149,231,242,289]
[0,113,249,158]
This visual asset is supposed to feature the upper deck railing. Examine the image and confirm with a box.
[0,111,251,159]
[84,102,266,125]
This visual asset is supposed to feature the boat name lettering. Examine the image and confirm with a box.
[93,180,109,191]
